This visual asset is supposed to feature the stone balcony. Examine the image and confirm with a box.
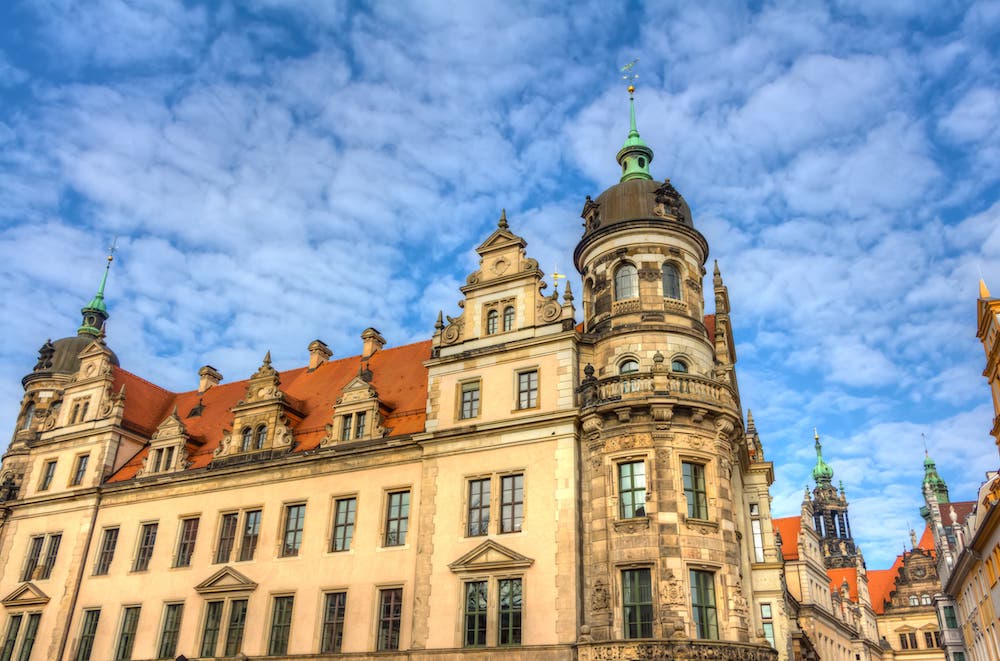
[577,640,777,661]
[582,370,737,411]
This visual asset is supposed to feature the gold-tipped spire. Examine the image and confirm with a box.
[981,278,991,298]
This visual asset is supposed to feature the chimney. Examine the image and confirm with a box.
[361,328,386,358]
[198,365,222,393]
[308,339,332,370]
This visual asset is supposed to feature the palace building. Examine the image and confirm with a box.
[0,91,791,660]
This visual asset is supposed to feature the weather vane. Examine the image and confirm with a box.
[621,58,639,96]
[107,235,119,264]
[552,266,566,293]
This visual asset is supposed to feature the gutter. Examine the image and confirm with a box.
[56,489,101,661]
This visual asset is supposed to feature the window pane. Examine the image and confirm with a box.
[486,310,498,335]
[76,609,101,661]
[463,581,488,647]
[503,306,515,331]
[377,588,402,651]
[39,533,61,579]
[385,491,410,546]
[21,537,43,582]
[690,570,719,639]
[499,578,523,646]
[224,599,247,656]
[216,513,238,564]
[500,474,524,533]
[517,371,538,409]
[683,462,708,519]
[114,606,140,660]
[331,498,356,552]
[200,601,223,657]
[321,592,347,653]
[460,382,480,419]
[663,263,681,299]
[618,461,647,518]
[268,596,294,655]
[71,455,89,486]
[238,510,261,561]
[0,614,22,661]
[175,518,199,567]
[281,504,306,557]
[158,604,184,659]
[615,264,638,300]
[95,528,119,575]
[240,427,252,452]
[15,613,40,661]
[622,569,653,638]
[355,411,367,438]
[467,479,490,536]
[255,425,267,450]
[134,523,158,572]
[751,519,764,562]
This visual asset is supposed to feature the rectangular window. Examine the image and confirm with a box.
[354,411,367,438]
[683,462,708,520]
[95,528,119,575]
[16,613,39,661]
[281,504,305,557]
[71,455,89,486]
[331,498,356,552]
[158,603,183,659]
[463,581,487,647]
[175,518,199,567]
[760,602,774,647]
[500,474,524,533]
[39,533,61,579]
[460,381,480,419]
[21,537,44,582]
[498,578,523,646]
[216,513,238,564]
[0,614,22,661]
[268,596,294,655]
[163,446,175,472]
[133,523,158,572]
[618,461,647,518]
[114,606,140,661]
[899,633,910,649]
[151,448,163,473]
[467,478,490,536]
[39,461,56,491]
[622,568,653,638]
[341,415,352,441]
[690,569,719,639]
[384,491,410,546]
[377,588,403,651]
[320,592,347,654]
[200,601,223,657]
[751,516,764,563]
[224,599,248,656]
[76,609,101,661]
[943,605,958,628]
[955,653,966,661]
[238,510,261,561]
[924,631,936,647]
[517,370,538,409]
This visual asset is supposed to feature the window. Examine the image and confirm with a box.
[899,632,917,649]
[486,309,499,335]
[663,263,681,299]
[354,412,367,438]
[671,359,688,373]
[240,427,252,452]
[920,593,932,605]
[224,599,248,656]
[622,568,653,638]
[200,601,223,657]
[21,537,43,582]
[614,263,638,300]
[39,461,56,491]
[150,446,176,473]
[19,403,34,431]
[133,523,158,572]
[503,306,515,332]
[70,398,90,424]
[683,462,708,520]
[618,461,647,518]
[38,534,61,580]
[943,605,958,628]
[619,360,639,393]
[216,513,238,564]
[70,455,89,486]
[331,498,356,552]
[925,630,941,647]
[377,588,403,651]
[909,595,919,606]
[255,425,267,450]
[468,478,491,536]
[340,412,368,440]
[498,578,522,646]
[13,613,40,661]
[94,528,119,575]
[281,504,306,557]
[384,491,410,546]
[114,606,140,660]
[750,504,764,562]
[516,370,538,409]
[0,614,21,661]
[690,569,718,639]
[464,581,488,647]
[175,518,199,567]
[500,474,524,533]
[268,596,294,655]
[460,381,481,419]
[761,603,775,647]
[158,604,183,659]
[340,415,352,441]
[320,592,347,653]
[239,510,261,561]
[955,653,966,661]
[76,609,101,661]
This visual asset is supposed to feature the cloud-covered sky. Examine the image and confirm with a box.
[1,0,998,569]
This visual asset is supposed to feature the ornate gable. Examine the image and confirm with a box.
[448,540,534,573]
[137,407,193,476]
[194,566,259,595]
[322,372,391,446]
[1,583,49,608]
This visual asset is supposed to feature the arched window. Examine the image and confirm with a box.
[486,310,498,335]
[619,360,639,375]
[619,359,639,393]
[240,427,253,452]
[20,402,35,430]
[920,594,932,605]
[662,263,681,299]
[671,359,688,373]
[909,596,919,606]
[255,425,267,450]
[503,306,515,332]
[614,264,638,300]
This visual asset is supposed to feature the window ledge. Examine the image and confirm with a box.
[681,516,718,534]
[613,516,651,533]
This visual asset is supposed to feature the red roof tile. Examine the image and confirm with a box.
[867,569,896,614]
[704,314,716,339]
[773,516,802,560]
[827,567,859,602]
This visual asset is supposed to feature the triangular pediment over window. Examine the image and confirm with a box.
[194,566,259,595]
[1,583,49,607]
[448,540,534,573]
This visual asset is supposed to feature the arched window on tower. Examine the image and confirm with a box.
[240,427,253,452]
[671,359,688,373]
[909,596,919,606]
[920,594,932,605]
[662,263,681,299]
[486,310,498,335]
[614,264,638,300]
[619,359,639,393]
[255,425,267,450]
[20,402,35,430]
[503,306,515,332]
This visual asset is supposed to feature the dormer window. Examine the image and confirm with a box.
[503,306,515,332]
[151,446,176,473]
[240,427,253,452]
[254,425,267,450]
[340,412,369,441]
[662,263,681,299]
[614,264,638,300]
[70,398,90,424]
[354,412,367,438]
[486,310,499,335]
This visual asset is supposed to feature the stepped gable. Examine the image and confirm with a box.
[108,340,431,482]
[772,516,801,560]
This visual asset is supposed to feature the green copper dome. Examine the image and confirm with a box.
[616,90,653,183]
[922,452,949,503]
[812,429,834,487]
[78,253,114,337]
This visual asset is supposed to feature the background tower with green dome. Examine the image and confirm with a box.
[809,430,860,569]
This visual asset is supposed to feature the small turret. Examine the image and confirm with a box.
[78,247,116,337]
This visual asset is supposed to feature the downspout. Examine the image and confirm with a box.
[57,488,101,661]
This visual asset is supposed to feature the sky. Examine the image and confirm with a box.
[0,0,998,570]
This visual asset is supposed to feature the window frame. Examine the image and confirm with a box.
[320,591,347,654]
[215,513,239,564]
[75,609,101,661]
[38,460,57,491]
[94,527,119,576]
[662,262,682,300]
[199,601,224,658]
[689,569,719,640]
[376,587,403,651]
[467,478,491,537]
[617,460,647,519]
[70,454,90,486]
[254,424,267,450]
[174,517,200,568]
[38,533,61,580]
[330,497,357,552]
[459,379,481,420]
[267,595,295,655]
[20,537,44,582]
[0,613,22,661]
[280,503,306,557]
[157,603,184,660]
[499,473,524,534]
[383,490,410,547]
[223,598,248,656]
[622,567,653,639]
[238,509,262,562]
[486,309,499,335]
[132,522,158,572]
[515,369,538,410]
[463,580,488,647]
[682,461,709,520]
[113,605,141,661]
[502,306,515,332]
[614,263,639,300]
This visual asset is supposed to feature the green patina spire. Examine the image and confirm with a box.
[616,61,653,182]
[78,245,116,337]
[811,428,834,487]
[922,450,949,503]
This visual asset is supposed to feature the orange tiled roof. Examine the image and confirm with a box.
[704,314,716,339]
[867,568,896,614]
[827,567,859,602]
[108,341,432,483]
[772,516,802,560]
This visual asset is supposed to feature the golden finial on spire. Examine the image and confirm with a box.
[552,266,566,293]
[107,235,119,264]
[814,427,819,441]
[621,58,639,97]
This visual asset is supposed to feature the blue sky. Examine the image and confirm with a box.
[1,0,998,569]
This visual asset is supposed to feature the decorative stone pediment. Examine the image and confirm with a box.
[448,540,534,573]
[194,566,258,595]
[336,376,379,405]
[137,407,193,476]
[239,351,284,405]
[321,372,390,446]
[76,337,116,381]
[152,407,188,442]
[1,583,49,608]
